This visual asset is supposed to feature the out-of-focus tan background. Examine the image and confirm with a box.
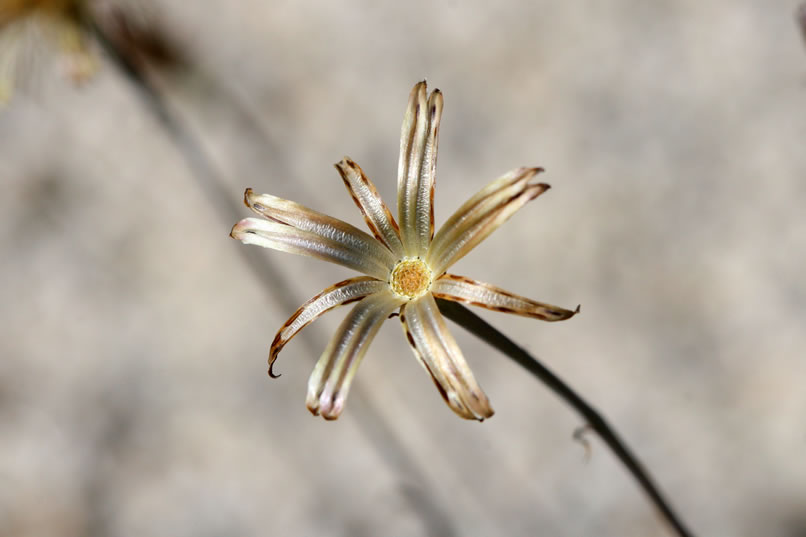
[2,1,805,536]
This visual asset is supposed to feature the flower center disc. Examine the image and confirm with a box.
[390,259,432,300]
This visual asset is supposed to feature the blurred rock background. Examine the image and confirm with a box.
[1,1,805,536]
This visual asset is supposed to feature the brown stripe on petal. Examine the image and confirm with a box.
[439,274,475,285]
[400,310,416,347]
[422,360,452,408]
[344,183,386,245]
[469,302,550,320]
[426,91,441,242]
[429,180,435,241]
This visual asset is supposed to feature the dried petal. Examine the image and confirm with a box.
[428,174,549,274]
[268,277,389,377]
[398,81,442,256]
[335,157,403,256]
[400,294,493,421]
[426,167,539,269]
[243,188,395,266]
[231,217,392,280]
[432,274,578,321]
[306,291,403,419]
[418,89,443,247]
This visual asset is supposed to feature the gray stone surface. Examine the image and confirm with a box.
[1,1,805,536]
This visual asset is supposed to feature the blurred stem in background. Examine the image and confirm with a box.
[83,13,459,537]
[83,9,696,537]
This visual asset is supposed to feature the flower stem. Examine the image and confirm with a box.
[436,298,697,537]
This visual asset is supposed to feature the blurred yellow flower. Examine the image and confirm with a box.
[0,0,96,103]
[231,81,577,421]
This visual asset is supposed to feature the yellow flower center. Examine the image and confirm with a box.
[389,258,432,300]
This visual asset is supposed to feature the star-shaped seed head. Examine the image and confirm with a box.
[231,81,578,421]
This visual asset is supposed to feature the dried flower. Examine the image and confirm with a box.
[231,81,578,421]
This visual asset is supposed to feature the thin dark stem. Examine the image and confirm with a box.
[436,299,696,537]
[89,21,457,537]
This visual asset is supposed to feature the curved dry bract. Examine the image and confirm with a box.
[306,291,403,420]
[427,180,550,275]
[432,274,578,322]
[268,277,390,376]
[400,294,493,421]
[335,157,404,256]
[243,188,395,269]
[231,217,392,280]
[426,167,540,268]
[397,81,443,257]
